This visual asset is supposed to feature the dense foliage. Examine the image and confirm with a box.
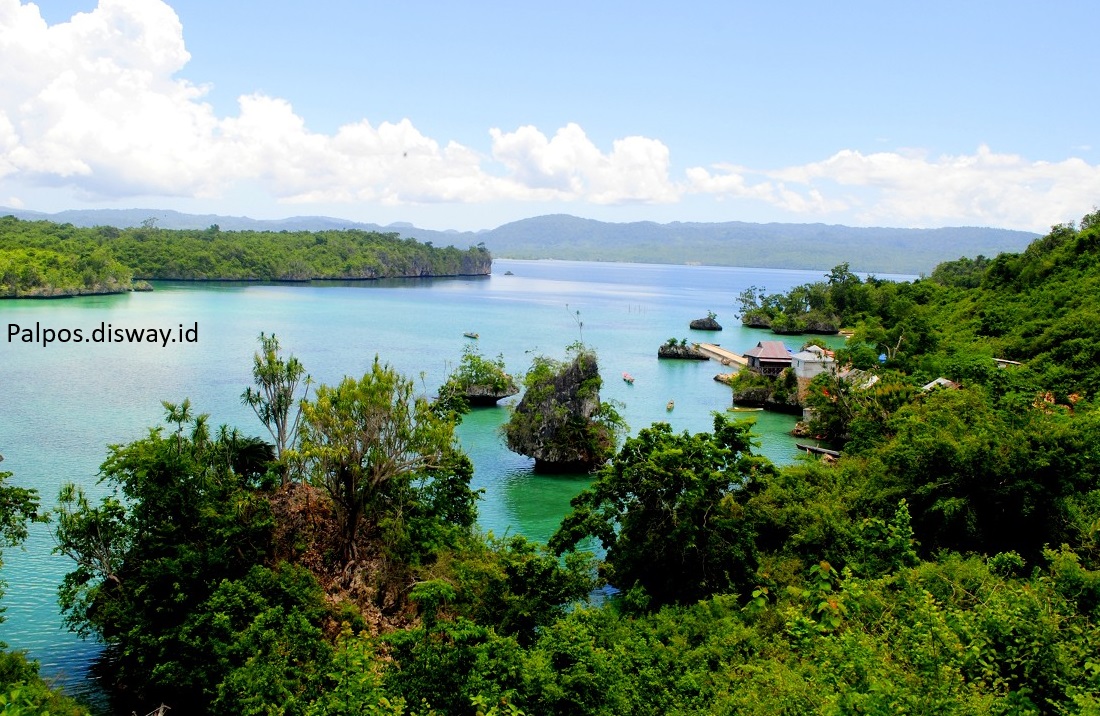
[0,215,491,296]
[52,403,284,709]
[0,246,133,297]
[51,351,484,713]
[297,357,466,560]
[551,416,770,606]
[437,347,519,410]
[39,210,1100,714]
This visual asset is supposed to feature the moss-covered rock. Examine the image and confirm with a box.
[439,347,519,408]
[657,339,710,360]
[502,348,623,472]
[729,367,803,413]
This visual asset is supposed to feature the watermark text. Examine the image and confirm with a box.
[7,321,199,348]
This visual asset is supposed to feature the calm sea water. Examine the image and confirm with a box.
[0,258,909,707]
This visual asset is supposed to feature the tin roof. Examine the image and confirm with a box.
[744,341,792,361]
[792,349,834,363]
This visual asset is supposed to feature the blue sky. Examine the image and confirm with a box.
[1,0,1097,231]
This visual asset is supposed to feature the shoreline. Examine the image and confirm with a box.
[0,272,493,299]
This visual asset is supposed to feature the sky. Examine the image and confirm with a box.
[0,0,1097,232]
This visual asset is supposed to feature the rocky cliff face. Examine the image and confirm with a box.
[689,316,723,330]
[802,317,840,334]
[344,252,492,280]
[460,252,493,276]
[464,381,519,407]
[730,371,804,415]
[400,253,492,278]
[503,351,613,473]
[741,312,772,329]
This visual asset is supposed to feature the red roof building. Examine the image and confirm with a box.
[743,340,792,376]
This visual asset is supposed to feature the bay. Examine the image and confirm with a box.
[0,258,910,706]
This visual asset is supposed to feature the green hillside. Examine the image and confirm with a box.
[0,216,491,297]
[480,214,1038,274]
[0,207,1038,275]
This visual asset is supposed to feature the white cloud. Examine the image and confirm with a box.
[1,0,1097,230]
[0,0,681,209]
[684,164,847,214]
[489,124,679,204]
[0,0,217,193]
[687,146,1100,230]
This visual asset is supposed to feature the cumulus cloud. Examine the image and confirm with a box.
[0,0,218,193]
[0,0,679,207]
[1,0,1097,230]
[687,146,1100,230]
[684,164,848,215]
[489,124,679,204]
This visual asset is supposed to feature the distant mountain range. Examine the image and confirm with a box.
[0,207,1039,275]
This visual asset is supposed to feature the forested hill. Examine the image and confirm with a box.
[0,216,491,297]
[481,214,1037,274]
[933,219,1100,396]
[0,206,1037,275]
[734,212,1100,398]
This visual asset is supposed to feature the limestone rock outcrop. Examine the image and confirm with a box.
[503,350,616,473]
[689,316,723,331]
[657,343,710,360]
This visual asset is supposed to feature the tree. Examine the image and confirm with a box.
[437,346,518,410]
[550,415,771,606]
[1082,206,1100,231]
[242,333,310,486]
[736,285,765,317]
[52,404,277,708]
[297,357,458,559]
[448,534,596,644]
[823,261,865,321]
[867,387,1100,559]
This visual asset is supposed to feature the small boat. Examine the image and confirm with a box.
[666,400,675,411]
[622,372,635,384]
[463,332,479,339]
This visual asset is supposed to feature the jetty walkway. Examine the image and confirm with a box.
[695,343,748,367]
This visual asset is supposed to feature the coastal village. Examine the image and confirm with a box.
[664,313,967,460]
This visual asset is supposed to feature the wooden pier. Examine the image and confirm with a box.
[796,443,841,458]
[695,343,748,367]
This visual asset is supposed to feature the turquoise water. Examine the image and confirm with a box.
[0,258,901,705]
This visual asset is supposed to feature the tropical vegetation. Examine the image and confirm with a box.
[437,347,519,410]
[0,246,135,297]
[0,215,491,297]
[1,208,1098,713]
[502,345,626,472]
